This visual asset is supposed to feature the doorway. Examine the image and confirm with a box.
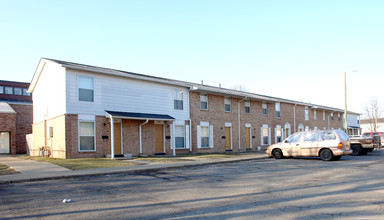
[0,132,10,154]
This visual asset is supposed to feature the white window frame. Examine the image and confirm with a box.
[338,113,341,121]
[262,103,268,115]
[173,89,184,110]
[275,102,281,118]
[197,122,213,148]
[314,109,317,120]
[174,125,185,149]
[245,100,251,114]
[5,87,13,95]
[224,97,231,112]
[275,125,282,143]
[78,120,96,152]
[261,124,271,146]
[305,107,309,121]
[331,112,334,121]
[78,75,94,102]
[0,86,3,94]
[200,94,208,110]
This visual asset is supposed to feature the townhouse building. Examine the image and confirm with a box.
[28,58,345,159]
[0,80,32,154]
[346,112,361,136]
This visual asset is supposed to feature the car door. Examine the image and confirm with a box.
[301,131,321,156]
[284,132,303,156]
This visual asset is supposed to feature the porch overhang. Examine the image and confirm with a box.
[105,110,175,121]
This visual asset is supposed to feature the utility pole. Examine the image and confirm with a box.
[344,72,348,133]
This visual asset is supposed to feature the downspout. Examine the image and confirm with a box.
[238,96,247,150]
[188,119,192,152]
[172,122,176,156]
[139,119,149,155]
[109,115,115,159]
[293,104,296,133]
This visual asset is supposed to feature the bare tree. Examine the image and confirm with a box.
[363,99,383,131]
[231,84,248,92]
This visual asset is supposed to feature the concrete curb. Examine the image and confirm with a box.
[0,155,269,184]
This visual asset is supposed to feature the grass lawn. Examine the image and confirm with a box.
[0,163,19,175]
[18,156,137,170]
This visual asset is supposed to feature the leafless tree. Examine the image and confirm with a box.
[231,84,248,92]
[363,99,383,131]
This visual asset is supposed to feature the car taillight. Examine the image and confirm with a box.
[337,142,343,149]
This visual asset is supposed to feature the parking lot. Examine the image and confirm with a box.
[1,150,383,219]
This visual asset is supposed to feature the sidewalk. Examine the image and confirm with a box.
[0,153,269,184]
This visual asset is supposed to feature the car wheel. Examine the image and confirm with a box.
[320,149,334,161]
[272,149,284,159]
[351,145,362,156]
[333,155,342,161]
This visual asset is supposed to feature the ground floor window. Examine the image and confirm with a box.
[261,125,270,145]
[79,121,95,151]
[175,125,185,149]
[275,126,282,143]
[197,122,213,148]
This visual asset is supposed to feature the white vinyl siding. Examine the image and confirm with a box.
[66,69,190,120]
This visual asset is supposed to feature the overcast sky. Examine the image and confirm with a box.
[1,0,383,114]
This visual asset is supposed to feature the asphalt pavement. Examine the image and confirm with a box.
[0,153,269,183]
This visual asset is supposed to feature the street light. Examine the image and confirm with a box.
[344,69,358,134]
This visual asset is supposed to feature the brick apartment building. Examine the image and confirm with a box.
[0,80,33,154]
[29,58,344,159]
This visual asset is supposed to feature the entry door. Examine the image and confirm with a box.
[155,124,164,153]
[0,132,10,154]
[225,127,231,150]
[246,127,251,149]
[113,123,122,155]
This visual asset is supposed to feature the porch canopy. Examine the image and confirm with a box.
[105,110,175,159]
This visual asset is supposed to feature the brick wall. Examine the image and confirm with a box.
[9,103,32,154]
[0,113,16,154]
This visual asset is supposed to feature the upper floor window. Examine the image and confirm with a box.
[5,87,13,95]
[245,100,251,114]
[262,103,268,115]
[200,94,208,110]
[275,102,281,118]
[23,88,31,96]
[357,116,360,124]
[314,109,317,120]
[78,76,94,102]
[338,113,341,121]
[0,86,3,94]
[305,107,309,121]
[173,90,183,110]
[224,97,231,112]
[14,88,22,95]
[323,110,326,120]
[331,112,334,121]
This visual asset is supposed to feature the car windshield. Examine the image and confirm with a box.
[285,132,302,143]
[362,133,370,137]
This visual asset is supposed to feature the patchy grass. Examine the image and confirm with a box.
[0,163,19,175]
[18,156,137,170]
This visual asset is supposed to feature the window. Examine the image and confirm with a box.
[338,113,341,121]
[331,112,334,121]
[78,76,94,102]
[303,131,321,142]
[0,86,3,94]
[224,97,231,112]
[5,87,13,95]
[276,126,282,143]
[245,100,250,114]
[262,103,268,115]
[314,110,317,120]
[79,121,95,151]
[175,125,185,149]
[262,125,270,145]
[14,88,22,95]
[173,90,183,110]
[200,94,208,110]
[201,125,210,148]
[305,107,309,121]
[357,116,360,125]
[322,131,336,140]
[285,132,302,143]
[275,102,281,118]
[323,110,326,120]
[23,88,31,96]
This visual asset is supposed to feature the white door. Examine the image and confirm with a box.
[0,132,10,154]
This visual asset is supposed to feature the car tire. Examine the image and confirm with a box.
[272,149,284,159]
[333,155,342,161]
[320,149,334,161]
[351,145,362,156]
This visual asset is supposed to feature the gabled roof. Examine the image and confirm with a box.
[29,58,345,113]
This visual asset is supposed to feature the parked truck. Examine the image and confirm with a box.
[349,135,381,156]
